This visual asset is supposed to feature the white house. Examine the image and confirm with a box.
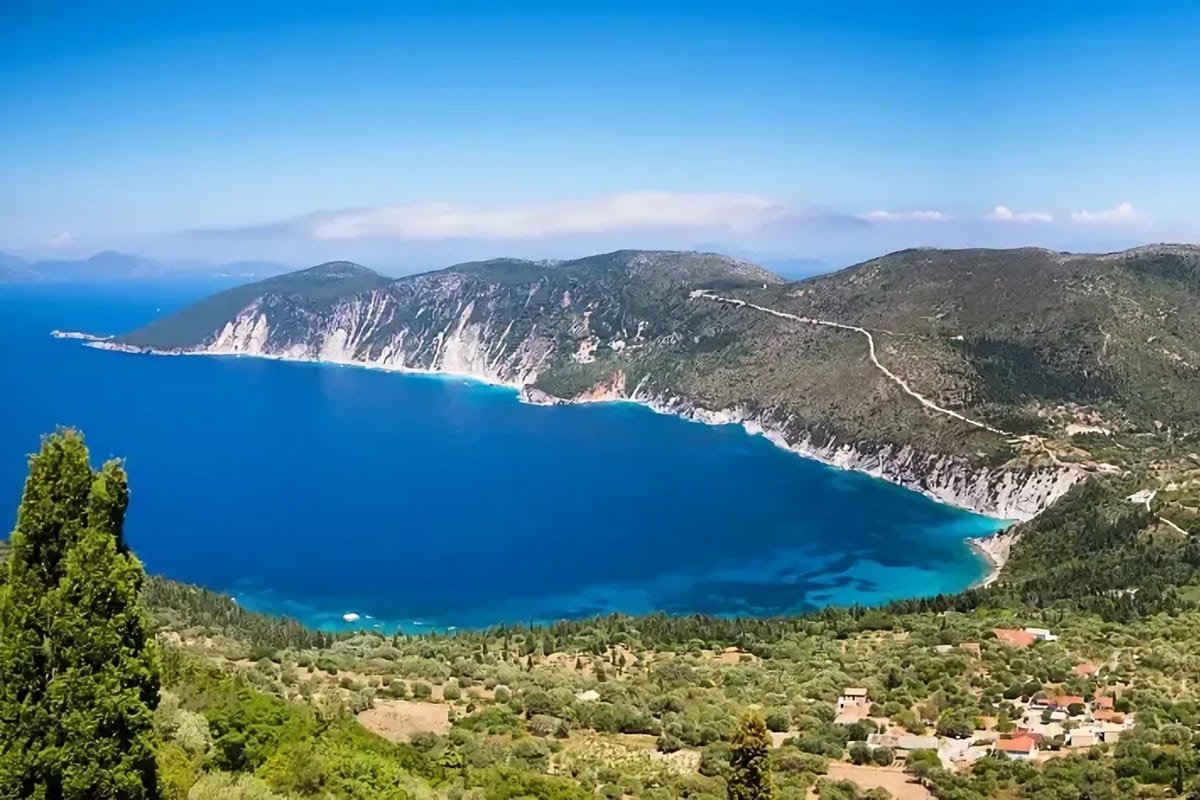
[838,687,869,710]
[994,736,1037,761]
[1022,627,1058,642]
[867,733,939,754]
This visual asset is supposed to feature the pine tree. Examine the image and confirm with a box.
[0,430,161,799]
[728,711,773,800]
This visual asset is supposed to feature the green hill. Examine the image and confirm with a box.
[121,261,391,350]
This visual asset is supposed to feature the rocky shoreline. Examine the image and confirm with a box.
[522,385,1081,522]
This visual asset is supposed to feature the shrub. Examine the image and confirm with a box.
[765,711,791,733]
[529,714,569,738]
[656,733,683,753]
[848,742,872,765]
[773,748,827,775]
[250,645,279,663]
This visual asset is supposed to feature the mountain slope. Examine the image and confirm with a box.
[116,250,783,394]
[121,261,391,350]
[108,246,1200,519]
[752,245,1200,425]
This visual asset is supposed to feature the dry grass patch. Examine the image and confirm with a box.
[820,763,931,800]
[357,699,450,742]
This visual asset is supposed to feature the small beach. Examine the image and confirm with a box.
[969,528,1018,587]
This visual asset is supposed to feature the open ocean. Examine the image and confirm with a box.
[0,281,1004,631]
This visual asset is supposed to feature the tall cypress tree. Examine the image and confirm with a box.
[728,711,774,800]
[0,429,160,799]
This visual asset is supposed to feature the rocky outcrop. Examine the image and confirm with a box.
[111,292,556,387]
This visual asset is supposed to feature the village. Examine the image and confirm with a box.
[826,624,1135,779]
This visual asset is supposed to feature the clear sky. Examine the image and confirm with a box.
[3,1,1199,269]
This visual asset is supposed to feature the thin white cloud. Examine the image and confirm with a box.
[297,192,788,240]
[856,209,948,222]
[983,205,1053,223]
[1069,202,1146,225]
[45,231,75,247]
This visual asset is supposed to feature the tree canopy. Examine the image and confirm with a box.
[0,429,161,799]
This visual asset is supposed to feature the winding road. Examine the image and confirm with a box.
[692,291,1013,437]
[692,293,1198,535]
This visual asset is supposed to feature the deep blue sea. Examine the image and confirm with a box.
[0,282,1004,631]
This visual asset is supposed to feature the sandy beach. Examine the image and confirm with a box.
[969,528,1018,587]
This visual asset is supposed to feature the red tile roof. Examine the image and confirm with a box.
[1048,695,1086,709]
[993,628,1036,648]
[996,735,1037,753]
[1073,663,1099,676]
[1015,728,1045,744]
[1094,696,1114,710]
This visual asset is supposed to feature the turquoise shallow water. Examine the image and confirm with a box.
[0,282,1004,631]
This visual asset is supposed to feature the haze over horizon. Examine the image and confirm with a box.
[4,1,1199,272]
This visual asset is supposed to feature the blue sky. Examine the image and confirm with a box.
[3,1,1199,270]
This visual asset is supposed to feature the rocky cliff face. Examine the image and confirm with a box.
[522,388,1082,520]
[199,289,556,386]
[105,251,1082,521]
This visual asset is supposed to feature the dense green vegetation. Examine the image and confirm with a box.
[989,479,1200,620]
[147,587,1200,799]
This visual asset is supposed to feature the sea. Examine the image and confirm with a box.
[0,281,1006,632]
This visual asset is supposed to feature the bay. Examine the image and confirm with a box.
[0,282,1003,631]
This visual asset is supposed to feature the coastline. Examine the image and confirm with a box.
[73,335,526,393]
[967,528,1017,588]
[55,326,1025,618]
[56,330,1072,524]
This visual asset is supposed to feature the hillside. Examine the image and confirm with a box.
[122,261,393,350]
[109,245,1200,522]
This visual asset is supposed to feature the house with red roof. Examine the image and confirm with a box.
[1014,728,1045,746]
[1073,663,1099,677]
[993,628,1037,648]
[994,735,1037,760]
